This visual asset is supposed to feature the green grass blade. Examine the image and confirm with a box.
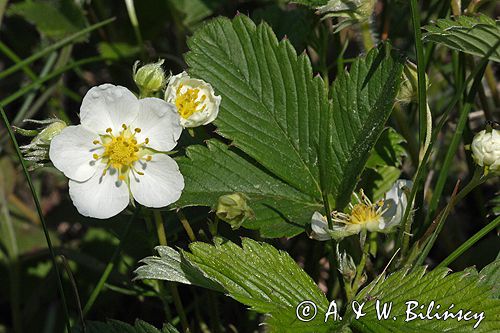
[0,40,38,80]
[437,216,500,269]
[1,56,105,107]
[409,0,428,154]
[0,17,114,80]
[0,106,72,332]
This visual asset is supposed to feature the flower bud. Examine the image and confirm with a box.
[397,61,429,105]
[216,193,254,229]
[317,0,375,31]
[133,59,166,96]
[15,118,67,170]
[471,128,500,174]
[337,247,356,283]
[165,71,221,128]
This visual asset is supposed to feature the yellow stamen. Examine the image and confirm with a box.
[175,83,206,119]
[92,125,152,181]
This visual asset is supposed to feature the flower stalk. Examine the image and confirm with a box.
[153,210,190,333]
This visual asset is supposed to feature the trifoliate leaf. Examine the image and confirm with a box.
[423,15,500,62]
[179,15,403,237]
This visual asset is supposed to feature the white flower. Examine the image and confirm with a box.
[471,129,500,173]
[310,180,412,241]
[164,72,221,128]
[49,84,184,219]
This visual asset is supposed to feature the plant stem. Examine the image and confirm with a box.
[153,210,168,245]
[437,215,500,269]
[82,207,139,316]
[153,210,190,333]
[177,210,197,242]
[360,21,374,51]
[349,237,370,301]
[0,107,72,333]
[485,64,500,107]
[409,0,428,160]
[60,255,85,331]
[424,104,471,226]
[124,0,145,59]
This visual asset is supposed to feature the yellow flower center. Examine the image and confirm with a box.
[331,190,385,229]
[92,124,152,180]
[349,203,382,225]
[175,83,206,119]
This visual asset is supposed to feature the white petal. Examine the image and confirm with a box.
[382,179,413,230]
[69,164,130,219]
[80,84,139,134]
[130,154,184,208]
[164,72,187,100]
[310,212,331,241]
[131,98,182,152]
[49,125,99,181]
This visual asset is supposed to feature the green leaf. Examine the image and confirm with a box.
[181,15,403,236]
[8,0,88,41]
[97,42,140,60]
[423,15,500,63]
[365,128,406,169]
[133,244,224,292]
[291,0,329,7]
[345,266,500,332]
[137,238,337,332]
[168,0,223,29]
[479,259,500,299]
[72,319,179,333]
[176,140,322,237]
[359,128,407,200]
[320,44,404,208]
[186,14,328,199]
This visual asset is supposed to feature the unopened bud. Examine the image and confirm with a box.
[16,118,66,170]
[397,61,429,105]
[337,246,356,283]
[133,59,166,96]
[216,193,254,229]
[471,128,500,174]
[318,0,375,22]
